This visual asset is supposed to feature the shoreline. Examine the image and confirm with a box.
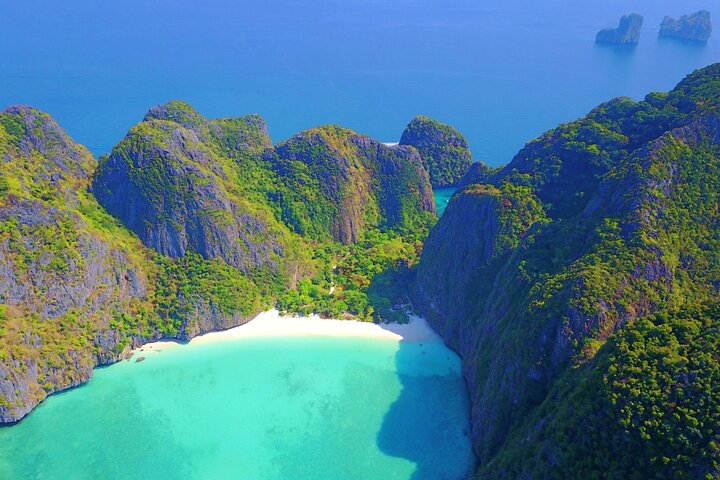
[132,309,442,356]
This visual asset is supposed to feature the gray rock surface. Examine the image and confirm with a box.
[660,10,712,42]
[596,14,643,44]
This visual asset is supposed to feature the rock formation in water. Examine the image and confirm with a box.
[0,106,152,422]
[399,116,474,188]
[0,101,437,424]
[595,14,644,44]
[412,63,720,478]
[660,10,712,42]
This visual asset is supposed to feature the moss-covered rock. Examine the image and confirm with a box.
[270,125,435,244]
[399,116,475,188]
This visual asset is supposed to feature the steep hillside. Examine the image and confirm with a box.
[0,102,438,424]
[93,101,300,276]
[399,116,475,188]
[412,64,720,477]
[270,125,435,244]
[0,106,158,422]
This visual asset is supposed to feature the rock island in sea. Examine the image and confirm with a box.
[595,13,643,45]
[660,10,712,42]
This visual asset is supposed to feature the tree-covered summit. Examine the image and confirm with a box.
[399,115,476,188]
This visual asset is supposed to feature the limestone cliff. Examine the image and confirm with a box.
[0,106,153,422]
[270,125,435,244]
[0,102,438,424]
[596,14,643,45]
[660,10,712,42]
[412,64,720,477]
[93,101,288,274]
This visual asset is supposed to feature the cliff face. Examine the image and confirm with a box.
[479,110,720,480]
[270,126,435,244]
[0,102,439,425]
[660,10,712,42]
[0,106,154,423]
[412,64,720,477]
[399,116,474,188]
[0,106,269,423]
[95,105,435,251]
[93,102,288,274]
[596,14,644,44]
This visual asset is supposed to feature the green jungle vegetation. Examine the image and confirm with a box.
[0,103,438,419]
[411,64,720,478]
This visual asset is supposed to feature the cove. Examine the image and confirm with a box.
[433,188,457,217]
[0,325,474,479]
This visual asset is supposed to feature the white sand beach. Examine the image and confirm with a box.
[132,309,442,356]
[190,309,442,345]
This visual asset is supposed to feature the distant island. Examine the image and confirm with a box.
[660,10,712,42]
[596,13,643,45]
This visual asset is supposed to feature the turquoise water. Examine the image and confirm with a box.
[1,1,718,165]
[434,188,457,217]
[0,336,474,480]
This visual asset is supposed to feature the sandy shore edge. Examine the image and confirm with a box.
[133,309,441,355]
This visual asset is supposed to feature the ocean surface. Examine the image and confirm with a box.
[1,0,718,166]
[0,336,474,480]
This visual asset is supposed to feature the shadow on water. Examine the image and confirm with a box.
[376,339,477,480]
[654,35,709,63]
[592,41,638,60]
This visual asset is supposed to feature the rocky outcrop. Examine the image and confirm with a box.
[94,103,436,256]
[0,105,276,424]
[411,64,720,475]
[596,14,643,44]
[456,161,493,189]
[93,102,286,274]
[0,103,439,425]
[0,106,152,423]
[270,125,435,244]
[399,116,474,188]
[660,10,712,42]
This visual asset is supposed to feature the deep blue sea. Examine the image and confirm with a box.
[1,0,718,166]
